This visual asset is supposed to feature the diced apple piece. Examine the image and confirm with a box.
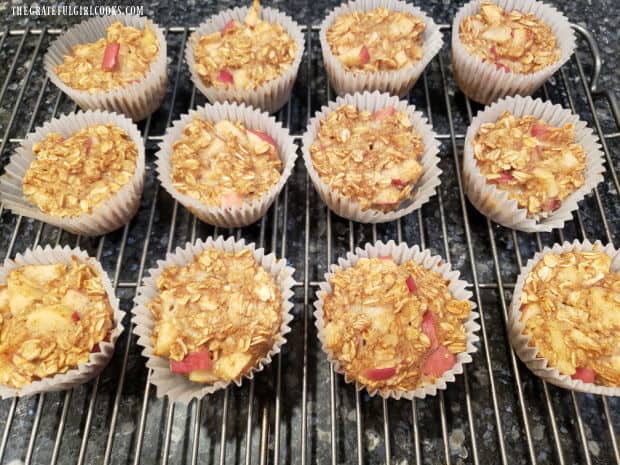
[217,69,234,85]
[531,123,550,139]
[560,151,579,169]
[543,198,561,212]
[571,367,595,383]
[232,68,250,89]
[7,279,44,312]
[170,350,212,374]
[338,47,362,67]
[247,129,278,149]
[364,367,396,381]
[221,19,237,36]
[189,369,221,383]
[359,46,370,65]
[26,305,74,334]
[481,26,511,43]
[480,3,503,24]
[221,192,244,208]
[422,346,456,377]
[102,43,120,71]
[511,28,527,47]
[215,120,244,140]
[199,137,226,164]
[154,321,178,355]
[495,63,511,72]
[421,311,439,349]
[244,0,260,27]
[20,264,64,285]
[215,352,252,380]
[405,276,417,293]
[141,28,157,47]
[390,16,416,35]
[372,106,396,121]
[62,289,90,312]
[0,288,9,311]
[498,171,513,182]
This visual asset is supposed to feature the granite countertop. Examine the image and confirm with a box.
[0,1,618,465]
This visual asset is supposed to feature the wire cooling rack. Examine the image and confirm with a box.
[0,19,618,465]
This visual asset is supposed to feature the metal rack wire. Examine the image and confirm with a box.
[0,19,618,465]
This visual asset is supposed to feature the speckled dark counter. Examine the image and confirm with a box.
[0,1,618,465]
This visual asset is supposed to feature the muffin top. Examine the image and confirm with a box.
[171,117,282,208]
[0,259,114,388]
[54,22,160,93]
[520,248,620,386]
[322,257,471,394]
[193,0,297,90]
[326,7,425,72]
[148,248,283,384]
[459,2,560,74]
[309,104,424,212]
[22,124,139,218]
[472,111,586,216]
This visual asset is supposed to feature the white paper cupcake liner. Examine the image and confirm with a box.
[156,101,297,228]
[0,110,145,236]
[0,245,124,399]
[302,91,442,223]
[314,240,480,399]
[319,0,443,97]
[451,0,575,104]
[463,95,605,232]
[132,236,296,404]
[508,239,620,396]
[44,15,168,121]
[186,6,304,114]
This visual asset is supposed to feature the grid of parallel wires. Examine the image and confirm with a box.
[0,20,618,465]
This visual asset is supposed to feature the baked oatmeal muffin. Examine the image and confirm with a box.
[509,241,620,395]
[156,102,297,228]
[319,0,442,96]
[315,242,479,398]
[0,110,146,236]
[187,0,304,113]
[45,15,167,121]
[22,124,139,218]
[170,117,282,209]
[132,237,295,402]
[518,249,619,386]
[452,0,575,104]
[54,22,159,93]
[459,2,559,75]
[309,104,424,212]
[326,8,425,72]
[0,257,115,390]
[463,96,604,232]
[472,111,586,216]
[302,92,442,223]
